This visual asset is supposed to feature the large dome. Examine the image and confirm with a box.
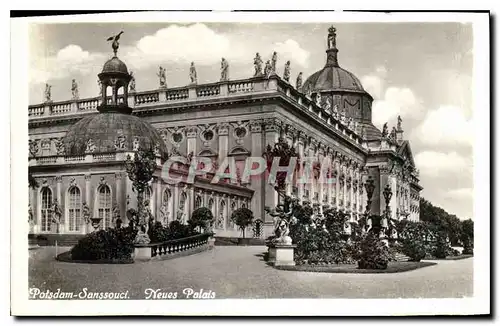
[64,113,168,157]
[102,56,129,74]
[303,65,365,93]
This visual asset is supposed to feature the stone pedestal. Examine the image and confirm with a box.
[134,247,152,261]
[268,244,296,266]
[207,237,216,249]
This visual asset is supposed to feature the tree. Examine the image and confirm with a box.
[125,149,156,228]
[231,207,254,238]
[189,207,214,233]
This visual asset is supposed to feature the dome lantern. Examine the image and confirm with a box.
[325,26,339,67]
[97,31,133,114]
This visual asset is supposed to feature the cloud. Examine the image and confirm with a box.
[30,44,106,84]
[445,188,473,200]
[411,105,473,148]
[414,151,472,177]
[371,87,424,129]
[29,23,310,86]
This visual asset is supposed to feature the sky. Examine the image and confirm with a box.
[28,22,474,219]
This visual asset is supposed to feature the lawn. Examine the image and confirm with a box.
[274,261,437,273]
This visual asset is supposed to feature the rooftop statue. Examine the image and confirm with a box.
[97,79,102,96]
[390,126,397,140]
[296,72,303,90]
[189,62,197,85]
[44,83,52,102]
[220,57,229,81]
[253,52,263,77]
[71,79,79,100]
[283,60,291,82]
[106,31,124,56]
[157,66,167,88]
[327,26,337,49]
[315,93,322,107]
[129,71,136,92]
[381,122,389,138]
[271,51,278,74]
[397,115,403,131]
[264,60,272,77]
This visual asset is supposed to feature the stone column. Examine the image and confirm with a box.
[115,172,124,224]
[84,174,91,233]
[186,126,198,160]
[30,186,38,234]
[317,144,324,215]
[263,118,280,237]
[217,122,230,162]
[297,132,305,204]
[155,177,162,221]
[56,176,63,233]
[249,119,264,220]
[188,185,195,221]
[335,155,340,208]
[349,165,354,222]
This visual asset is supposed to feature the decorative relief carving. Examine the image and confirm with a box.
[85,139,96,153]
[54,138,65,155]
[99,177,107,186]
[69,177,76,187]
[185,126,199,138]
[55,175,62,183]
[217,122,230,136]
[249,119,263,133]
[84,174,91,181]
[29,139,39,157]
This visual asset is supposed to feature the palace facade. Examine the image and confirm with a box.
[28,27,422,243]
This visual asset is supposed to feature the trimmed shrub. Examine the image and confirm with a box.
[71,227,137,261]
[231,207,254,238]
[189,207,214,232]
[168,220,194,239]
[357,233,390,270]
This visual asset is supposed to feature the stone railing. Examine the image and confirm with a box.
[29,152,150,166]
[51,102,72,115]
[134,233,214,262]
[28,105,44,117]
[64,155,85,162]
[29,76,365,149]
[35,156,58,164]
[92,152,116,161]
[78,98,99,112]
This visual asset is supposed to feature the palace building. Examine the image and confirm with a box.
[28,27,422,244]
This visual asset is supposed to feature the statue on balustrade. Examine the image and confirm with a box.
[315,93,322,107]
[305,87,312,99]
[347,117,354,129]
[264,60,272,77]
[129,71,136,92]
[216,212,224,229]
[157,66,167,88]
[97,79,103,96]
[85,138,96,153]
[296,72,303,90]
[220,57,229,81]
[44,83,52,102]
[71,79,79,100]
[271,51,278,74]
[381,122,389,138]
[397,115,403,131]
[253,52,263,77]
[132,136,140,151]
[323,97,332,113]
[189,62,197,85]
[82,203,91,224]
[283,60,291,82]
[390,126,397,141]
[332,104,339,119]
[55,137,65,155]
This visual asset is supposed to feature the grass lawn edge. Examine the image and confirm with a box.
[56,250,134,264]
[274,261,437,274]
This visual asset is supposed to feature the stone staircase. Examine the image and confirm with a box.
[393,252,410,262]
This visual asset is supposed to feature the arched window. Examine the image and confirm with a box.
[40,187,52,232]
[216,200,226,229]
[68,186,82,232]
[195,195,202,209]
[228,201,236,228]
[144,186,152,205]
[97,185,112,229]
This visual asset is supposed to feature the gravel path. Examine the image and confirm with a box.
[29,246,473,299]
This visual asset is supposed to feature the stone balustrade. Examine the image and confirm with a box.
[133,233,213,262]
[29,76,364,147]
[30,152,128,166]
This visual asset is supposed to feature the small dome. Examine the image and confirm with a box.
[303,65,365,93]
[63,113,168,156]
[102,56,129,74]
